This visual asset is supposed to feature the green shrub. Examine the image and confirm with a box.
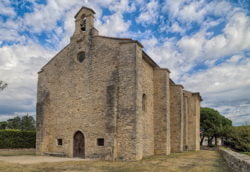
[224,126,250,152]
[0,129,36,148]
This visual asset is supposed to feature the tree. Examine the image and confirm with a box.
[217,115,232,145]
[0,81,8,91]
[3,115,36,130]
[0,121,7,129]
[200,107,232,146]
[200,107,220,146]
[224,126,250,152]
[7,116,22,129]
[20,114,35,130]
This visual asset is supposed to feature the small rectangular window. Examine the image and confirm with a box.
[57,139,63,146]
[97,138,104,146]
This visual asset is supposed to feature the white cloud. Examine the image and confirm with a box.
[0,16,25,44]
[136,0,159,24]
[163,0,233,24]
[170,22,185,33]
[182,57,250,125]
[0,43,56,115]
[109,0,136,13]
[177,32,205,59]
[163,9,250,69]
[182,57,250,94]
[177,0,207,23]
[0,0,16,17]
[141,36,158,47]
[0,28,25,45]
[143,37,189,79]
[17,0,134,46]
[158,20,186,35]
[96,12,131,36]
[23,1,68,33]
[203,12,250,61]
[228,54,242,63]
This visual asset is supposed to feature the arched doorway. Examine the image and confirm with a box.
[73,131,85,158]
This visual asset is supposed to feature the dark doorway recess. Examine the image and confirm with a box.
[73,131,85,158]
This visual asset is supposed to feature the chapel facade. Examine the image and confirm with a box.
[36,7,202,160]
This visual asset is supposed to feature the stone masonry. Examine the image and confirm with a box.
[36,6,202,161]
[219,148,250,172]
[170,82,184,153]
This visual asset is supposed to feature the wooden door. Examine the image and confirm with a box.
[73,131,85,158]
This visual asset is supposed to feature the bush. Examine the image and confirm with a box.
[0,129,36,148]
[224,126,250,152]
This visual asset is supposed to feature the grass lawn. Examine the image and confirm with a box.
[0,150,230,172]
[0,149,35,156]
[242,152,250,156]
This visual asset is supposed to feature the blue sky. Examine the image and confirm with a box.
[0,0,249,125]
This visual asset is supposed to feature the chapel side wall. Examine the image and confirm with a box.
[170,85,184,153]
[135,45,144,160]
[183,95,188,150]
[187,93,201,151]
[138,58,155,157]
[153,69,171,155]
[116,42,142,160]
[194,94,201,150]
[183,91,192,151]
[37,36,121,160]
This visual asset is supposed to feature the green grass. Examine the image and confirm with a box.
[0,150,230,172]
[242,152,250,156]
[0,149,35,156]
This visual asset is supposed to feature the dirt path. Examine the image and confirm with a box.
[0,150,230,172]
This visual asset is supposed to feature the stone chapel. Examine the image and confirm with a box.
[36,6,202,160]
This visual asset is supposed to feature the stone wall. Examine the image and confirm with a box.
[37,35,145,160]
[170,84,184,153]
[187,93,201,151]
[134,44,144,160]
[153,69,171,155]
[183,91,191,151]
[36,6,142,160]
[219,148,250,172]
[139,58,155,157]
[37,35,123,160]
[116,42,140,160]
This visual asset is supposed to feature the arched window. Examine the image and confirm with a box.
[80,16,86,31]
[142,94,147,112]
[77,52,85,63]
